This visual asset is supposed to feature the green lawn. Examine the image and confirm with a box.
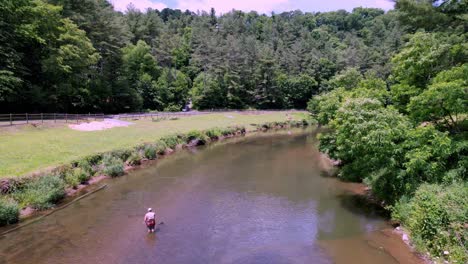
[0,112,302,177]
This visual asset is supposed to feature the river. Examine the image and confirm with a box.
[0,130,423,264]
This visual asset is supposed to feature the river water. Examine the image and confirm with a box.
[0,130,423,264]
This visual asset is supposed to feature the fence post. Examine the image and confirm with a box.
[41,113,43,123]
[10,113,12,126]
[26,113,28,124]
[65,113,68,123]
[54,113,56,123]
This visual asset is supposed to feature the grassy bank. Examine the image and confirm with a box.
[0,115,311,226]
[0,112,303,178]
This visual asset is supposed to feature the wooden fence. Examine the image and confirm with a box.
[0,110,303,126]
[0,113,106,126]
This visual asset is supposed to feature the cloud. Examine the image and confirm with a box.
[176,0,289,14]
[109,0,167,12]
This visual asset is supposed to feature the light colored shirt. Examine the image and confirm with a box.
[145,212,156,221]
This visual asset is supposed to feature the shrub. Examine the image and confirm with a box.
[155,141,168,154]
[164,104,181,112]
[160,135,184,149]
[65,172,80,189]
[101,154,125,177]
[186,130,208,144]
[81,153,103,166]
[107,149,133,161]
[205,128,222,139]
[77,159,95,176]
[13,175,66,210]
[0,198,19,226]
[126,151,142,165]
[143,145,157,160]
[392,183,468,263]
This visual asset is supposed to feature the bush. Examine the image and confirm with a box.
[64,172,80,189]
[143,145,157,160]
[126,151,142,165]
[205,128,222,139]
[64,166,92,188]
[107,149,133,161]
[392,183,468,263]
[101,154,125,177]
[13,175,66,210]
[186,130,208,144]
[160,135,185,149]
[155,141,168,154]
[0,198,19,226]
[164,104,181,112]
[80,153,103,166]
[77,159,95,176]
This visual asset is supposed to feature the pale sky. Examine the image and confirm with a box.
[108,0,394,14]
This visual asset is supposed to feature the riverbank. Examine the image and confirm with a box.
[0,129,427,264]
[0,111,307,178]
[0,117,311,228]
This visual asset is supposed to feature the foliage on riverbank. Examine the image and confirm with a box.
[0,112,298,177]
[392,183,468,263]
[307,2,467,262]
[0,120,310,226]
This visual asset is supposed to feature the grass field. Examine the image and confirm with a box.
[0,112,305,178]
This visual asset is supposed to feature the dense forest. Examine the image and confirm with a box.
[2,0,406,113]
[306,0,467,262]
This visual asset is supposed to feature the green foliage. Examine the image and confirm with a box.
[13,175,66,210]
[392,183,468,263]
[101,155,125,177]
[327,98,410,182]
[143,145,157,160]
[190,73,226,109]
[160,134,185,149]
[155,68,191,111]
[155,141,168,154]
[307,88,345,125]
[390,32,467,111]
[186,130,209,145]
[204,128,222,139]
[0,198,20,226]
[408,64,467,132]
[126,151,142,165]
[1,2,405,112]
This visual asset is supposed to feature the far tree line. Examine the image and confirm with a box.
[2,0,404,113]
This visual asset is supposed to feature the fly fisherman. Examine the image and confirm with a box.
[144,208,156,233]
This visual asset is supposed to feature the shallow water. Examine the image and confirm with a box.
[0,131,422,264]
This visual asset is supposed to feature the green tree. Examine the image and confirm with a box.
[155,68,191,111]
[408,64,467,133]
[190,72,226,109]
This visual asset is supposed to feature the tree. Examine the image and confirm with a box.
[390,32,466,111]
[324,98,410,182]
[155,68,191,111]
[190,72,226,109]
[121,40,160,110]
[408,64,467,133]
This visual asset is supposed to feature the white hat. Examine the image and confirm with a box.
[148,208,152,212]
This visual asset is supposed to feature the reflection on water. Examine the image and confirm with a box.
[0,131,421,264]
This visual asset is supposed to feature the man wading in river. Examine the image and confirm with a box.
[144,208,156,233]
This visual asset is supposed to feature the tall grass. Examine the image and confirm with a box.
[13,175,66,210]
[101,154,124,177]
[0,198,19,225]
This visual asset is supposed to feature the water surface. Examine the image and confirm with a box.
[0,131,422,264]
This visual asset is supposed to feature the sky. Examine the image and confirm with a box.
[108,0,395,14]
